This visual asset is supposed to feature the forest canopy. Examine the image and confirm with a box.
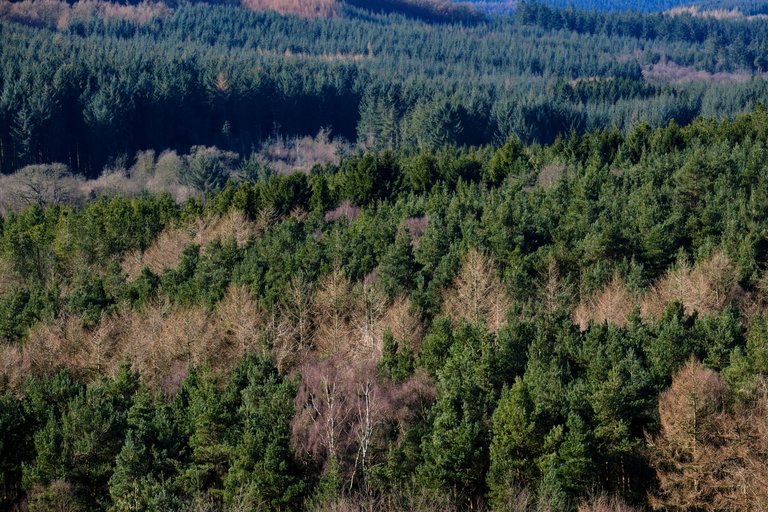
[3,0,768,510]
[2,109,768,509]
[2,0,768,176]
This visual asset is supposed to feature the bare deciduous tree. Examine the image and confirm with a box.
[0,163,83,211]
[381,296,423,355]
[642,250,739,320]
[293,357,352,467]
[0,344,27,393]
[573,275,635,331]
[272,274,315,372]
[240,0,339,19]
[79,312,121,376]
[313,267,355,355]
[293,355,435,492]
[538,257,569,315]
[0,257,21,297]
[443,248,510,332]
[646,357,768,511]
[23,315,87,378]
[347,281,387,363]
[324,199,361,224]
[27,479,80,512]
[122,210,258,280]
[215,284,268,362]
[647,357,727,510]
[578,494,641,512]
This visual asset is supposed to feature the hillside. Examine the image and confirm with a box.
[2,0,768,177]
[3,110,768,510]
[3,0,768,510]
[463,0,768,14]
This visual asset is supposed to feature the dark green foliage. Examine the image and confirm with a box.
[418,323,498,499]
[379,329,415,383]
[22,368,139,511]
[180,146,237,195]
[224,355,306,510]
[0,393,28,507]
[485,136,530,187]
[3,1,768,176]
[418,317,455,375]
[487,378,538,505]
[339,153,400,206]
[378,230,417,299]
[0,286,58,343]
[5,106,768,509]
[67,273,115,327]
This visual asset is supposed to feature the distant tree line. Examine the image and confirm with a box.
[1,1,768,176]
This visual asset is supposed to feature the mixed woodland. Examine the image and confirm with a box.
[4,0,768,176]
[3,1,768,511]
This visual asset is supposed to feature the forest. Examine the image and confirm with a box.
[3,0,768,176]
[3,0,768,511]
[3,108,768,510]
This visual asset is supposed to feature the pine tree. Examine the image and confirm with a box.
[224,356,305,511]
[377,230,416,299]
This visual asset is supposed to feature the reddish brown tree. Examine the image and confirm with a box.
[648,358,768,511]
[443,248,510,332]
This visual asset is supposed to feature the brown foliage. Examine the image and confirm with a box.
[22,315,91,379]
[121,226,189,281]
[0,0,70,28]
[0,266,418,394]
[121,210,259,280]
[0,0,170,30]
[312,267,356,356]
[738,270,768,322]
[537,164,568,189]
[27,479,80,512]
[308,488,459,512]
[642,59,755,84]
[214,284,269,363]
[0,257,22,297]
[272,274,316,372]
[405,215,430,249]
[657,359,727,451]
[0,344,26,394]
[101,301,220,393]
[575,250,741,329]
[240,0,339,18]
[573,275,635,331]
[0,313,124,390]
[538,257,568,315]
[666,5,768,20]
[578,494,641,512]
[84,150,195,203]
[443,248,510,332]
[348,282,388,363]
[310,486,642,512]
[301,268,405,367]
[76,0,171,24]
[641,250,739,320]
[0,284,271,392]
[254,128,350,173]
[381,296,424,355]
[647,358,768,511]
[324,199,361,223]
